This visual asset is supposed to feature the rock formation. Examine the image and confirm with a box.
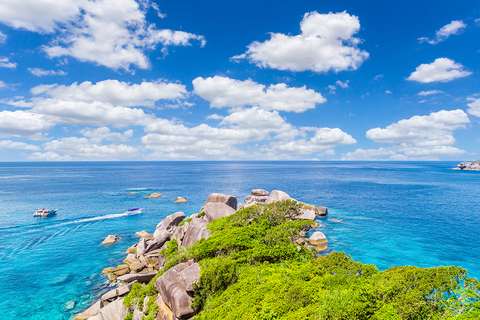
[77,189,329,320]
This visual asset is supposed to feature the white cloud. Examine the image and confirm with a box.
[418,20,466,45]
[31,79,187,107]
[374,74,384,80]
[366,109,469,147]
[467,98,480,117]
[27,151,73,161]
[266,127,356,154]
[80,127,133,142]
[341,145,465,160]
[407,58,472,83]
[0,81,6,88]
[0,31,6,43]
[28,68,66,76]
[335,80,349,88]
[326,85,336,94]
[206,114,224,120]
[0,0,205,70]
[232,11,368,73]
[385,90,392,94]
[0,57,16,68]
[353,109,469,160]
[417,90,444,96]
[0,110,54,138]
[0,140,40,151]
[2,79,190,127]
[193,76,326,113]
[42,137,138,160]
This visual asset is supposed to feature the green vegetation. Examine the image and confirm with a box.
[179,217,192,227]
[198,211,205,217]
[123,200,480,319]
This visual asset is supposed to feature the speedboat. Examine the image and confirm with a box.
[124,208,142,215]
[33,208,57,217]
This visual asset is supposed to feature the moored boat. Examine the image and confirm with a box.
[33,208,57,217]
[124,208,142,215]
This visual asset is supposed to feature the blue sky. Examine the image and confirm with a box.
[0,0,479,161]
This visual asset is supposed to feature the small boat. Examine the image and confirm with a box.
[33,208,57,217]
[124,208,142,215]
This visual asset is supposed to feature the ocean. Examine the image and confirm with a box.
[0,161,478,319]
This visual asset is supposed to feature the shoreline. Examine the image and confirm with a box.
[74,189,327,320]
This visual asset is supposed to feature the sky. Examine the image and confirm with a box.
[0,0,479,161]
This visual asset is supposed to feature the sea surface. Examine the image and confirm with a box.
[0,161,479,319]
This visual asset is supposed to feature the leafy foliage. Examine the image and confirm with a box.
[122,200,480,319]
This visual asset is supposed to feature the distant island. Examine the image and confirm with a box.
[455,161,480,171]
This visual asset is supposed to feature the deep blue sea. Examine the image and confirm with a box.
[0,161,479,319]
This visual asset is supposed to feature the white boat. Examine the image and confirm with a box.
[33,208,57,217]
[124,208,142,215]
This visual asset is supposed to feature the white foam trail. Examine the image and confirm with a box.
[44,213,126,230]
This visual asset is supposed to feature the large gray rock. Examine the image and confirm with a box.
[117,271,157,284]
[146,231,171,253]
[181,218,210,248]
[314,206,328,216]
[172,225,187,244]
[155,295,175,320]
[308,231,327,245]
[74,301,104,320]
[204,202,236,222]
[296,208,315,221]
[95,297,128,320]
[181,263,201,292]
[204,193,237,210]
[101,283,134,301]
[136,238,147,258]
[155,261,200,319]
[155,212,186,234]
[265,190,291,204]
[251,189,269,196]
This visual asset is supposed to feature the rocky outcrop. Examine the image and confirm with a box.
[150,192,162,198]
[181,217,210,248]
[203,202,236,222]
[174,197,188,203]
[204,193,237,210]
[102,235,119,245]
[155,212,185,236]
[79,189,329,320]
[155,260,200,319]
[265,190,291,204]
[455,161,480,171]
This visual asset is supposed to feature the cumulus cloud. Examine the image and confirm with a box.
[346,109,470,160]
[341,145,466,160]
[417,90,444,96]
[31,79,187,107]
[407,58,472,83]
[232,11,368,73]
[42,137,138,160]
[28,68,67,76]
[141,107,354,159]
[266,127,356,154]
[80,127,134,142]
[418,20,466,45]
[0,140,40,151]
[3,79,189,127]
[0,110,54,138]
[26,151,73,161]
[335,80,349,88]
[467,97,480,117]
[366,109,469,146]
[0,57,16,68]
[192,76,326,113]
[0,0,205,70]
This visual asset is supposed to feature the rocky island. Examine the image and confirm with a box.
[454,161,480,171]
[75,189,480,320]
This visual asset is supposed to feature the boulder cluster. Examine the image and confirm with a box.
[455,161,480,171]
[74,189,329,320]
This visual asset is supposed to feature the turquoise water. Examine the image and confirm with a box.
[0,161,479,319]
